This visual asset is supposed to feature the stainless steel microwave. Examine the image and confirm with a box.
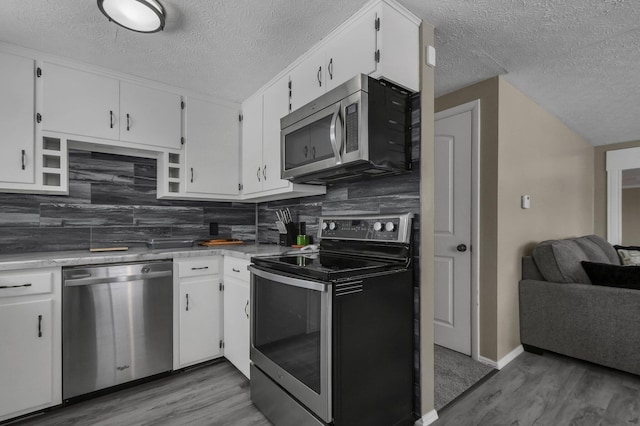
[280,74,412,184]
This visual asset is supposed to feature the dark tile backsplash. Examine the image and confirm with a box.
[0,151,256,253]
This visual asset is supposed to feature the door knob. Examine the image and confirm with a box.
[456,244,468,253]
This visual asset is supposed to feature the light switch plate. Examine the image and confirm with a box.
[426,45,436,67]
[521,195,531,209]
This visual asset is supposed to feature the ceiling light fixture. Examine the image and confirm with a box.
[97,0,165,33]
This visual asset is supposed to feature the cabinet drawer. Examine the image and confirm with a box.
[224,257,250,282]
[177,256,220,278]
[0,269,56,298]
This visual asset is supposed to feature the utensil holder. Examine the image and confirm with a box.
[279,222,298,246]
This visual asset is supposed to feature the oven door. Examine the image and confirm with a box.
[249,265,332,423]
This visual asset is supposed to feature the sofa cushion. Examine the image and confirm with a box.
[581,261,640,290]
[578,235,620,265]
[533,240,592,283]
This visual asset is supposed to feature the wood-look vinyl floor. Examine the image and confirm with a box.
[9,350,640,426]
[11,361,272,426]
[434,350,640,426]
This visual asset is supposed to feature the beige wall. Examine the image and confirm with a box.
[435,77,594,362]
[622,187,640,246]
[496,79,594,358]
[594,140,640,238]
[419,22,436,417]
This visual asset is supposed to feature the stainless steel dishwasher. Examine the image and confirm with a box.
[62,261,173,400]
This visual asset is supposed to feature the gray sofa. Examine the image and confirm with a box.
[519,234,640,376]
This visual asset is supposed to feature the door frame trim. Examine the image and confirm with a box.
[434,99,480,361]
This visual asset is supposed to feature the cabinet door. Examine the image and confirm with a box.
[185,98,240,195]
[240,95,263,195]
[262,77,292,192]
[0,299,53,419]
[0,51,34,184]
[41,62,119,140]
[179,277,221,367]
[223,277,250,378]
[289,49,326,112]
[325,7,378,91]
[120,82,181,150]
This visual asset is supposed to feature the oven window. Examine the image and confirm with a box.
[253,277,322,394]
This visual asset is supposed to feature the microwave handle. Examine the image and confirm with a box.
[329,105,343,164]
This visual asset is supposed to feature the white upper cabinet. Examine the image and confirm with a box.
[241,76,324,202]
[120,82,181,150]
[41,63,182,150]
[288,0,419,112]
[324,7,378,91]
[262,77,292,192]
[241,94,264,196]
[289,49,326,112]
[0,51,35,184]
[41,62,120,141]
[184,98,240,196]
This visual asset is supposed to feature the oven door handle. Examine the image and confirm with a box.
[248,266,328,292]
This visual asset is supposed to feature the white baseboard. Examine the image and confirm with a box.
[478,345,524,370]
[415,409,439,425]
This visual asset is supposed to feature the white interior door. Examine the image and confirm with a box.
[434,110,472,355]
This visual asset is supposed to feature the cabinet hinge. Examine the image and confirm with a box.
[36,113,42,123]
[181,101,185,110]
[219,340,225,349]
[219,282,224,291]
[238,183,243,191]
[239,114,243,122]
[375,49,380,63]
[36,67,42,78]
[181,137,185,145]
[375,17,380,31]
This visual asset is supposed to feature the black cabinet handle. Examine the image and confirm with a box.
[244,300,249,319]
[317,66,322,87]
[186,294,190,311]
[191,266,209,270]
[312,146,316,159]
[0,283,31,289]
[456,244,468,253]
[328,58,333,79]
[109,110,114,128]
[257,167,261,182]
[304,146,308,158]
[21,150,26,170]
[263,164,267,180]
[232,268,240,273]
[191,167,194,183]
[126,113,131,131]
[38,315,42,338]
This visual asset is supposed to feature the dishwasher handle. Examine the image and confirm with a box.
[64,270,172,287]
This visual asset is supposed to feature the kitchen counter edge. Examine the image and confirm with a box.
[0,244,290,272]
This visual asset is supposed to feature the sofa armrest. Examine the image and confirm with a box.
[519,279,640,375]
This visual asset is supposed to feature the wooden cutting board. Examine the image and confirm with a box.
[200,240,244,246]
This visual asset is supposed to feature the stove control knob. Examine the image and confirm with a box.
[322,221,328,231]
[385,222,395,232]
[373,221,383,231]
[329,222,337,231]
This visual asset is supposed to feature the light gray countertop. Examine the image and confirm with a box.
[0,244,294,272]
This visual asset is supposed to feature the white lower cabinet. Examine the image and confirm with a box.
[174,256,223,369]
[0,268,61,422]
[223,257,251,378]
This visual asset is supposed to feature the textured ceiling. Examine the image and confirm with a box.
[0,0,639,145]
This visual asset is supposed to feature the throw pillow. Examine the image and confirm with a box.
[614,245,640,265]
[581,261,640,290]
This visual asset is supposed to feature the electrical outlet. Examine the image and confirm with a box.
[209,222,219,235]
